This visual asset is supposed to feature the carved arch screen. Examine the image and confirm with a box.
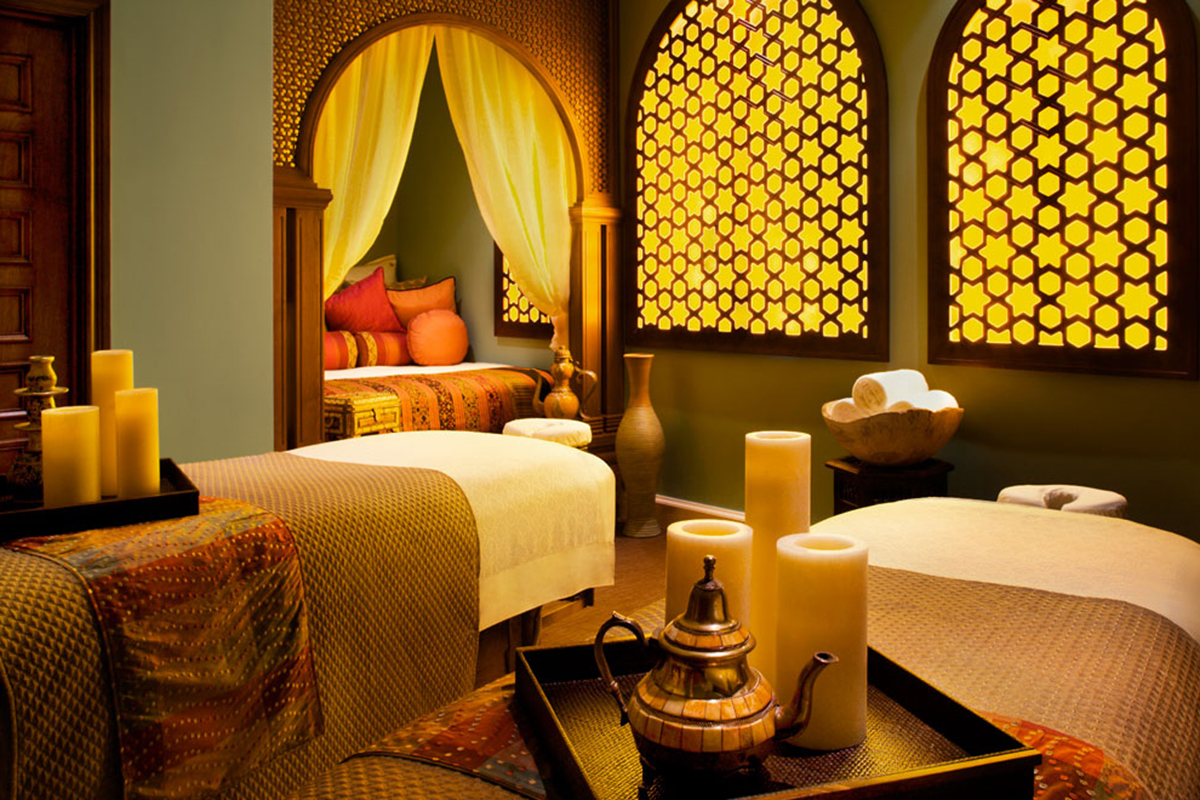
[495,248,553,337]
[928,0,1198,378]
[626,0,888,359]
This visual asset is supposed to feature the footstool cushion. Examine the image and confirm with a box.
[502,417,592,449]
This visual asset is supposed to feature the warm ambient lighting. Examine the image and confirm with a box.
[944,0,1171,352]
[631,0,877,342]
[500,255,550,327]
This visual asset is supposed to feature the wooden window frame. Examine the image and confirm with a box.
[927,0,1199,379]
[624,0,889,361]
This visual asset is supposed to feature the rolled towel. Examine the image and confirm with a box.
[851,369,929,413]
[885,400,914,412]
[908,389,958,411]
[826,398,866,422]
[997,484,1128,518]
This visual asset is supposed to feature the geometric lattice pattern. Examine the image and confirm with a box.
[273,0,612,193]
[629,0,887,357]
[499,254,550,326]
[948,0,1171,351]
[930,0,1199,378]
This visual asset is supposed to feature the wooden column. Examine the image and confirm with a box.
[570,193,623,457]
[273,165,331,451]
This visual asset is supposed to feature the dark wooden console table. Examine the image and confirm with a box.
[826,456,954,515]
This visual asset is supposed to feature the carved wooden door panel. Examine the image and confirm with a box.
[0,11,75,475]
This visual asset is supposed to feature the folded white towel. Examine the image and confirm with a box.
[851,369,929,413]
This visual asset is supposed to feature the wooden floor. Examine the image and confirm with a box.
[540,529,667,647]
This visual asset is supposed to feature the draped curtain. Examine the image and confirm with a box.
[313,27,434,298]
[433,26,577,347]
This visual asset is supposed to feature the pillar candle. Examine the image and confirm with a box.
[665,520,752,628]
[745,430,811,689]
[776,533,868,750]
[41,406,101,508]
[115,388,160,499]
[91,349,134,496]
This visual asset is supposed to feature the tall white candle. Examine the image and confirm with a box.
[745,430,811,689]
[115,388,159,499]
[91,349,133,497]
[41,406,101,508]
[776,533,868,750]
[665,520,752,628]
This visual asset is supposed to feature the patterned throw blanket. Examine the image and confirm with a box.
[6,496,322,799]
[324,367,543,433]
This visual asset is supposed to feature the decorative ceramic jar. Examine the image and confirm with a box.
[533,347,597,420]
[615,353,664,538]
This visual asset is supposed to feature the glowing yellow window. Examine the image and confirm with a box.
[928,0,1197,378]
[628,0,888,360]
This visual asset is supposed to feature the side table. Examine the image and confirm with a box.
[825,456,953,515]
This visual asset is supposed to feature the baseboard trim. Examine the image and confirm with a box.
[655,494,745,525]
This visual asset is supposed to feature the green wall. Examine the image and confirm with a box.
[363,47,550,369]
[620,0,1200,540]
[110,0,274,461]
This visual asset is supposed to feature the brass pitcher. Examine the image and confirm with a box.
[532,347,597,420]
[593,555,836,783]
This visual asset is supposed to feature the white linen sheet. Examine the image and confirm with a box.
[290,430,615,630]
[324,362,513,381]
[812,497,1200,641]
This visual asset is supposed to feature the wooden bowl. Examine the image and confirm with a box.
[821,402,964,466]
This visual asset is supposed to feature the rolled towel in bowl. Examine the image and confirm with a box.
[826,398,866,422]
[911,389,959,411]
[851,369,929,413]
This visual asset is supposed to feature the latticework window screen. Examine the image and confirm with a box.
[626,0,888,359]
[928,0,1197,378]
[493,247,553,338]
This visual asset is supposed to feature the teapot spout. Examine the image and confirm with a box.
[773,651,838,741]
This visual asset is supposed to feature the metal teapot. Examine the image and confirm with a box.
[593,555,836,783]
[532,347,597,420]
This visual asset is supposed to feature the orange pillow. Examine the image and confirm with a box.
[407,309,469,366]
[353,331,411,367]
[323,331,357,370]
[386,276,456,328]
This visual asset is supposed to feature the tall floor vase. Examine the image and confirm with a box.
[615,353,664,538]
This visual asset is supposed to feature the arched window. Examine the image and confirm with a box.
[928,0,1198,378]
[626,0,888,359]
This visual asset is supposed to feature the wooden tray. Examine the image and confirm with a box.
[516,639,1039,800]
[0,458,199,540]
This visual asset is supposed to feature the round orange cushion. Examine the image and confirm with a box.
[407,309,469,366]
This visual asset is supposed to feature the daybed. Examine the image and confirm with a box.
[0,431,614,800]
[323,363,545,440]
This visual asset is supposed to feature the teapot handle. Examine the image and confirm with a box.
[574,365,599,410]
[592,612,647,726]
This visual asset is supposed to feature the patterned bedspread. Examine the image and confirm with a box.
[6,497,322,800]
[323,367,544,438]
[0,452,480,800]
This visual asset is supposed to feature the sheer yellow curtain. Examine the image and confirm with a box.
[313,27,434,298]
[433,27,576,347]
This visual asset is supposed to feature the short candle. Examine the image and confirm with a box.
[115,388,160,499]
[665,519,752,628]
[41,406,101,508]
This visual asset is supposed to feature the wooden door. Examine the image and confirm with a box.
[0,10,79,476]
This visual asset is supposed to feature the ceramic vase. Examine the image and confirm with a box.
[615,353,664,538]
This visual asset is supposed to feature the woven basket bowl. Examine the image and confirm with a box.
[821,402,964,466]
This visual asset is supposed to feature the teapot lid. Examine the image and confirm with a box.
[661,555,752,654]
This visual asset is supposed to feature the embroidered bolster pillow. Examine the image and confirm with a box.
[323,331,358,370]
[354,331,411,367]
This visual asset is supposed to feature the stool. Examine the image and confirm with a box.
[502,418,592,450]
[997,484,1127,518]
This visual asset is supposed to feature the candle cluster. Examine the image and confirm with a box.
[663,429,869,752]
[41,350,160,508]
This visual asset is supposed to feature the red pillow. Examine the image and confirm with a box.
[323,331,357,370]
[407,309,469,366]
[353,331,411,367]
[386,276,456,328]
[324,267,404,331]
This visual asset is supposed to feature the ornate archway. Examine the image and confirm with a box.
[273,11,622,450]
